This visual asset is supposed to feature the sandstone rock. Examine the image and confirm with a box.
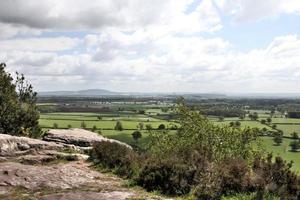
[0,134,63,156]
[43,128,132,148]
[40,191,134,200]
[0,161,111,190]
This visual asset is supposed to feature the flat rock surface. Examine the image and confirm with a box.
[0,161,158,200]
[43,128,132,148]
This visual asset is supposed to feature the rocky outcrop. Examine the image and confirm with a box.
[0,131,166,200]
[0,134,63,157]
[43,128,132,149]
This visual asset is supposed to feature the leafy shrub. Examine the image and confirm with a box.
[132,130,142,142]
[253,154,300,199]
[158,124,166,130]
[114,120,123,131]
[137,158,197,195]
[91,141,138,178]
[219,159,252,195]
[194,171,222,200]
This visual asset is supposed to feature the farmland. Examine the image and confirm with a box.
[38,97,300,172]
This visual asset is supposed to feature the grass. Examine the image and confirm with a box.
[101,130,151,148]
[261,136,300,172]
[213,120,272,130]
[275,124,300,135]
[39,114,177,130]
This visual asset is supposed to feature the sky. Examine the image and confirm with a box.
[1,0,300,93]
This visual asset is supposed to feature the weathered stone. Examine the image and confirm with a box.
[40,191,134,200]
[43,128,132,149]
[0,134,63,156]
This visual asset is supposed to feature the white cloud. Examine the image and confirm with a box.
[0,37,80,51]
[0,0,221,38]
[1,0,300,92]
[215,0,300,23]
[4,33,300,93]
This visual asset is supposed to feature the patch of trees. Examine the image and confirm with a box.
[0,63,40,137]
[287,111,300,119]
[199,107,245,117]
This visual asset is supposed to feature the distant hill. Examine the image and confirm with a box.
[38,89,119,97]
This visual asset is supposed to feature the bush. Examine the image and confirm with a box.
[289,140,300,152]
[132,130,142,142]
[253,155,300,199]
[219,159,252,195]
[91,141,138,178]
[194,172,222,200]
[137,158,196,195]
[145,124,152,130]
[158,124,166,130]
[114,120,123,131]
[53,123,58,129]
[81,121,86,129]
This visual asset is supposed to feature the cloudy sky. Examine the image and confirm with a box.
[1,0,300,93]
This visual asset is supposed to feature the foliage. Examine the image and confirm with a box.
[0,63,40,137]
[91,125,97,132]
[145,124,153,131]
[289,140,300,152]
[273,132,283,146]
[253,154,300,199]
[80,121,87,129]
[137,158,197,195]
[148,101,260,163]
[137,122,144,130]
[132,130,142,142]
[53,123,58,129]
[157,124,166,130]
[114,120,123,131]
[291,132,299,140]
[91,141,139,178]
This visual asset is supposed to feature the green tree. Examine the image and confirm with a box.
[261,119,266,124]
[270,108,275,117]
[53,123,58,129]
[92,125,97,132]
[146,124,152,131]
[218,116,224,122]
[0,63,40,137]
[289,140,300,152]
[81,121,87,129]
[291,132,299,140]
[114,120,123,131]
[161,108,169,113]
[67,124,72,129]
[138,122,144,130]
[267,117,272,124]
[148,100,260,162]
[273,132,283,146]
[235,121,241,127]
[252,112,259,120]
[97,116,102,120]
[132,130,142,143]
[158,124,166,130]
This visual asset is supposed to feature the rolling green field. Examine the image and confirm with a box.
[40,112,176,130]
